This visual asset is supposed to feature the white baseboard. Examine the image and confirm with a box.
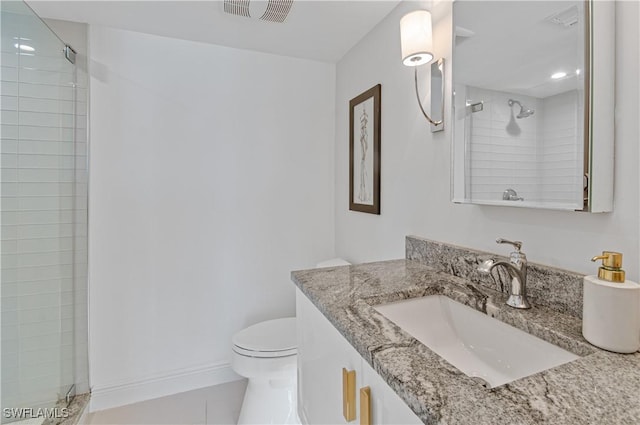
[89,362,241,413]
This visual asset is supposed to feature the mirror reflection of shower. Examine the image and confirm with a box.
[508,98,535,119]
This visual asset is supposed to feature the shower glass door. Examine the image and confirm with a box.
[2,1,82,422]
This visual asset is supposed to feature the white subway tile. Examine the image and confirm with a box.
[2,324,19,342]
[16,82,74,101]
[19,320,60,340]
[3,282,19,297]
[18,168,75,182]
[17,54,72,73]
[18,140,59,155]
[0,93,18,111]
[2,309,19,327]
[2,81,18,96]
[2,295,19,312]
[2,268,19,284]
[2,167,18,182]
[2,182,18,197]
[2,138,19,154]
[74,262,87,278]
[16,223,72,239]
[61,330,73,345]
[18,346,60,366]
[1,65,18,82]
[1,109,17,124]
[4,251,74,268]
[19,97,74,114]
[14,374,62,396]
[2,223,18,240]
[19,305,61,324]
[17,196,74,211]
[2,350,19,374]
[18,111,75,128]
[16,210,74,225]
[18,125,74,142]
[1,197,19,211]
[1,52,18,67]
[19,182,74,197]
[19,68,74,86]
[18,154,73,169]
[2,152,18,167]
[18,292,63,311]
[19,360,59,381]
[17,236,73,253]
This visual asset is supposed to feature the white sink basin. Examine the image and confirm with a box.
[374,295,579,388]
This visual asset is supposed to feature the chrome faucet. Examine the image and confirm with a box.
[503,188,524,201]
[478,238,531,309]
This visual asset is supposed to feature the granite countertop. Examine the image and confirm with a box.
[291,259,640,425]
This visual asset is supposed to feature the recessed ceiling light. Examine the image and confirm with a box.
[551,72,567,80]
[576,69,581,75]
[14,43,34,52]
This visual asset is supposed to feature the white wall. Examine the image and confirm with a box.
[88,26,335,409]
[335,1,639,279]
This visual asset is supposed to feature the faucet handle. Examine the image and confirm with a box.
[496,238,522,252]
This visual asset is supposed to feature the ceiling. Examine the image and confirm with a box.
[27,0,402,63]
[454,1,584,98]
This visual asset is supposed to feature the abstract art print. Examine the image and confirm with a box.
[349,84,381,214]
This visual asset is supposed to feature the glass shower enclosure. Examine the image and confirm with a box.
[1,1,89,423]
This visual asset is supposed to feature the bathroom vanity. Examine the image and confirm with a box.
[291,237,640,424]
[296,290,422,424]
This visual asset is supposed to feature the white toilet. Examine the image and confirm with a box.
[231,258,350,425]
[232,317,298,424]
[315,258,351,268]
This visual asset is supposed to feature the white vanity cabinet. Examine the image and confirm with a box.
[296,289,423,425]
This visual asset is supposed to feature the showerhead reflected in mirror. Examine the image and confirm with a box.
[508,99,535,119]
[506,98,534,135]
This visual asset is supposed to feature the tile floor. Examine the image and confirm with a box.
[12,419,43,425]
[87,380,247,425]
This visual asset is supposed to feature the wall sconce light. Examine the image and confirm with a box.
[400,10,445,132]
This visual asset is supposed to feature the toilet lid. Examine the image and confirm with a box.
[316,258,351,268]
[233,317,297,358]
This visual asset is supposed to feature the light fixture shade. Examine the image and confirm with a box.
[400,10,434,67]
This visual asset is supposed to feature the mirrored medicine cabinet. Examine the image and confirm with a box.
[451,1,614,212]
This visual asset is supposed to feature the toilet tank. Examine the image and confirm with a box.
[315,258,351,268]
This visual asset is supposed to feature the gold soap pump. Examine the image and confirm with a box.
[583,251,640,353]
[590,251,626,283]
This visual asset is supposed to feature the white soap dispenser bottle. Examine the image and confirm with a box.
[582,252,640,353]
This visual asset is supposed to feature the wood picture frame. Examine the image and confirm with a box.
[349,84,381,214]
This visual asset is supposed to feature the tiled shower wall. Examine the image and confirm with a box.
[1,5,88,415]
[539,90,583,206]
[466,86,540,202]
[465,85,581,208]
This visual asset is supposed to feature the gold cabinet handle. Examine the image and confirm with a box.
[360,386,371,425]
[342,368,356,422]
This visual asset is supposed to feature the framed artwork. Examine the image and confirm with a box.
[349,84,381,214]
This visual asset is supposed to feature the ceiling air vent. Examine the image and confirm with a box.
[223,0,294,23]
[545,5,579,28]
[224,0,250,18]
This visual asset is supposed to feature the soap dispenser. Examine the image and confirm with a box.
[582,252,640,353]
